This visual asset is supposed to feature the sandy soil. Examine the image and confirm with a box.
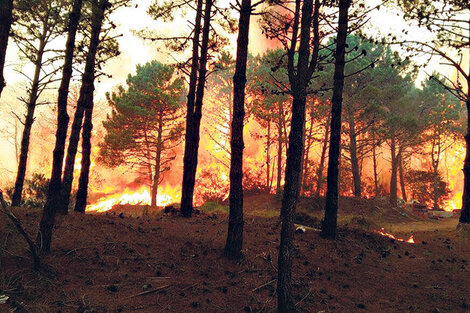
[1,195,469,312]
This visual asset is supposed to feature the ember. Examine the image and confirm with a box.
[375,228,415,244]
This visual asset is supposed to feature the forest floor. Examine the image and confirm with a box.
[1,194,470,313]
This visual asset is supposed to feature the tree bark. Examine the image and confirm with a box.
[180,0,212,217]
[74,105,94,213]
[277,0,319,310]
[320,0,350,239]
[315,112,330,197]
[60,0,107,215]
[389,136,398,207]
[266,120,271,191]
[398,152,407,203]
[372,133,379,197]
[151,110,164,207]
[0,0,13,98]
[460,98,470,223]
[346,104,361,198]
[276,101,283,194]
[38,0,83,249]
[11,34,46,206]
[224,0,251,259]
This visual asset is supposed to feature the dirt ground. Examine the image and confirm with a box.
[1,195,470,312]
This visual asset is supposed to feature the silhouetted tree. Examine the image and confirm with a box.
[38,0,83,253]
[0,0,13,98]
[11,0,68,206]
[321,0,351,239]
[224,0,258,259]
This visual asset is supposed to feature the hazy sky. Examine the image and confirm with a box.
[0,0,463,184]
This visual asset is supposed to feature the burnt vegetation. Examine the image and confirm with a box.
[0,0,469,312]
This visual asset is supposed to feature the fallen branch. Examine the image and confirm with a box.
[128,285,170,298]
[252,279,277,292]
[0,191,40,270]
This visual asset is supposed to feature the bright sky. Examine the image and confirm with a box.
[0,0,464,183]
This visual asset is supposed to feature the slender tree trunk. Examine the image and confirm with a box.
[74,105,94,213]
[301,111,314,196]
[180,0,206,217]
[315,112,331,197]
[276,102,283,194]
[389,136,398,207]
[372,135,379,197]
[346,105,361,198]
[459,98,470,223]
[0,0,13,98]
[278,0,319,310]
[60,0,107,215]
[224,0,251,259]
[38,0,83,250]
[266,120,271,191]
[398,152,407,203]
[320,0,350,239]
[11,36,46,206]
[151,110,164,208]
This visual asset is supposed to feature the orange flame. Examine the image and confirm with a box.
[375,228,415,244]
[86,184,180,213]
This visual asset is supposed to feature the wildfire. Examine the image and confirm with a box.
[375,228,415,243]
[447,192,462,212]
[86,184,180,213]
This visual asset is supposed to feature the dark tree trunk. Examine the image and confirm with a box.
[276,101,283,194]
[180,0,203,216]
[224,0,251,259]
[346,105,361,198]
[11,36,46,206]
[398,152,407,203]
[38,0,83,251]
[320,0,350,239]
[301,111,314,196]
[460,98,470,223]
[389,136,398,207]
[180,0,212,217]
[0,0,13,97]
[277,0,319,310]
[266,120,271,191]
[151,110,164,208]
[372,134,379,197]
[315,112,331,197]
[74,105,94,213]
[60,0,107,215]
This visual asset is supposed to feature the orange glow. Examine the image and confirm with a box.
[375,228,415,244]
[86,184,180,213]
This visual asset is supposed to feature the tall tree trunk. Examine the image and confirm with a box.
[277,0,319,310]
[60,0,107,215]
[276,102,283,194]
[11,35,46,206]
[372,134,379,197]
[315,112,331,197]
[180,0,212,217]
[74,105,94,213]
[398,152,407,203]
[38,0,83,250]
[224,0,251,259]
[459,97,470,223]
[320,0,350,239]
[151,110,164,208]
[346,105,361,198]
[266,120,271,191]
[301,110,314,196]
[0,0,13,98]
[389,136,398,207]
